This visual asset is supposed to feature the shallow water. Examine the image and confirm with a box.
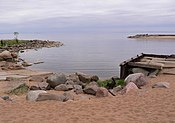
[2,32,175,78]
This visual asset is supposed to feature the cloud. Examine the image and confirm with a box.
[0,0,175,33]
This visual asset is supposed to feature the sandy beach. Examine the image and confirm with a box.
[0,73,175,123]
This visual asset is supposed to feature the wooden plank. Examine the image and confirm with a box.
[128,62,163,69]
[161,68,175,75]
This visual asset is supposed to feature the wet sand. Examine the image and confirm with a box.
[0,74,175,123]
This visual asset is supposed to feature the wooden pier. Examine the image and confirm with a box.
[120,53,175,79]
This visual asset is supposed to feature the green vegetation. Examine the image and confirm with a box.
[97,79,113,88]
[7,83,29,95]
[0,39,28,47]
[97,79,125,88]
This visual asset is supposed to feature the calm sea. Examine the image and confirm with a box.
[1,32,175,78]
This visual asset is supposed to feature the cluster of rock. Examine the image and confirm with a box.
[0,71,170,103]
[0,50,34,70]
[1,40,63,52]
[109,73,170,96]
[26,72,110,102]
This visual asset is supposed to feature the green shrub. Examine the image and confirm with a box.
[97,79,125,88]
[97,79,113,88]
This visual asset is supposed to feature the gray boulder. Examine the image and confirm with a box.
[38,82,50,90]
[67,73,80,82]
[96,87,108,97]
[22,61,32,67]
[125,73,148,88]
[131,68,149,76]
[62,92,74,102]
[30,85,40,90]
[55,84,73,91]
[91,75,99,82]
[36,92,74,102]
[73,85,83,94]
[152,82,170,88]
[36,93,64,101]
[1,96,12,101]
[46,73,67,88]
[65,80,75,86]
[109,85,123,96]
[76,72,99,83]
[83,83,99,95]
[26,90,47,101]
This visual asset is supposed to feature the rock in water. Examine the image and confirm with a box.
[152,82,170,88]
[125,73,148,88]
[26,90,47,101]
[46,73,67,88]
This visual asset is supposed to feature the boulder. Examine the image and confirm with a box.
[125,73,148,88]
[76,72,91,83]
[36,92,74,102]
[0,50,12,59]
[62,92,74,102]
[38,82,50,90]
[1,96,12,101]
[131,68,149,76]
[36,93,64,101]
[46,73,67,88]
[109,85,123,96]
[30,86,40,90]
[65,80,75,86]
[76,72,99,83]
[96,87,108,97]
[123,82,138,94]
[73,85,83,94]
[152,82,170,88]
[67,73,80,82]
[55,84,73,91]
[83,83,99,95]
[22,61,32,67]
[91,75,99,82]
[26,90,47,101]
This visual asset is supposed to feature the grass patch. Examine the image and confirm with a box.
[0,39,29,47]
[7,83,29,95]
[97,79,125,88]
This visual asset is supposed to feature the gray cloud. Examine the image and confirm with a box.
[0,0,175,33]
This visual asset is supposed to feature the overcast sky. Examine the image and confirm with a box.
[0,0,175,33]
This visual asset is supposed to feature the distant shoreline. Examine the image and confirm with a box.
[128,34,175,39]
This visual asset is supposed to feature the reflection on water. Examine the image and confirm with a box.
[2,32,175,77]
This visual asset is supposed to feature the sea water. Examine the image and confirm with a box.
[1,32,175,78]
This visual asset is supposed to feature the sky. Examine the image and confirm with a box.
[0,0,175,33]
